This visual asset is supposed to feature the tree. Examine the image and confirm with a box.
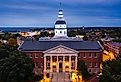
[83,35,88,41]
[40,31,49,37]
[68,30,76,37]
[8,38,17,46]
[0,49,9,59]
[77,61,91,80]
[100,58,121,82]
[0,45,34,82]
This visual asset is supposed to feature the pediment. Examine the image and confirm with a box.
[43,45,78,54]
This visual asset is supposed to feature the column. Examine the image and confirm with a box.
[63,56,65,72]
[57,56,59,72]
[75,56,78,71]
[50,56,52,72]
[44,56,46,73]
[69,56,71,72]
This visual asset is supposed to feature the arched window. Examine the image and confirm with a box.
[60,31,62,33]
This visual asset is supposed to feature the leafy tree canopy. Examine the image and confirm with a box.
[100,58,121,82]
[0,45,34,82]
[77,60,91,80]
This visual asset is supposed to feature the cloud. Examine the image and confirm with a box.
[0,0,121,26]
[1,13,121,27]
[0,13,56,26]
[54,0,120,4]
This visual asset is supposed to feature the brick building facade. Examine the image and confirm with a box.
[18,9,103,76]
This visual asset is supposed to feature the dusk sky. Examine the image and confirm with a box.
[0,0,121,27]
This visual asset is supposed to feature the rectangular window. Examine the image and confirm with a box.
[46,62,50,70]
[71,62,75,67]
[89,53,92,58]
[94,62,98,67]
[46,56,50,61]
[58,56,63,61]
[29,53,32,58]
[35,62,38,68]
[40,54,43,58]
[88,68,92,73]
[35,53,39,58]
[38,63,43,68]
[83,53,86,58]
[71,56,75,61]
[65,56,69,61]
[89,62,92,67]
[95,69,98,73]
[94,53,98,58]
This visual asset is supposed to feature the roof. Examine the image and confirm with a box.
[18,40,102,51]
[39,36,83,41]
[55,20,66,24]
[59,10,63,12]
[109,42,121,47]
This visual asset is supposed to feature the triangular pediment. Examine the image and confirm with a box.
[43,45,78,54]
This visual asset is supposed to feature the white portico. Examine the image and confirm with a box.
[43,45,78,73]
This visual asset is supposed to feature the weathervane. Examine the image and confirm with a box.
[60,2,62,7]
[59,2,62,9]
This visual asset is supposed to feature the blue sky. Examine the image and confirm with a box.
[0,0,121,27]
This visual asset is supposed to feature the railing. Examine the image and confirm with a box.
[50,72,71,82]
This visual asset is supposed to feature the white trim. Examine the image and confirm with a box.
[43,45,79,54]
[17,41,24,50]
[89,53,92,58]
[83,53,86,58]
[35,53,38,58]
[94,53,98,58]
[97,41,104,50]
[89,62,92,67]
[79,50,102,52]
[88,68,92,73]
[23,51,43,52]
[44,54,77,57]
[94,62,98,67]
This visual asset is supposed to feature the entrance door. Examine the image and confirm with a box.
[59,63,63,72]
[65,66,69,72]
[52,65,56,72]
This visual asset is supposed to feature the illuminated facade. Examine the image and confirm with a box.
[18,10,103,76]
